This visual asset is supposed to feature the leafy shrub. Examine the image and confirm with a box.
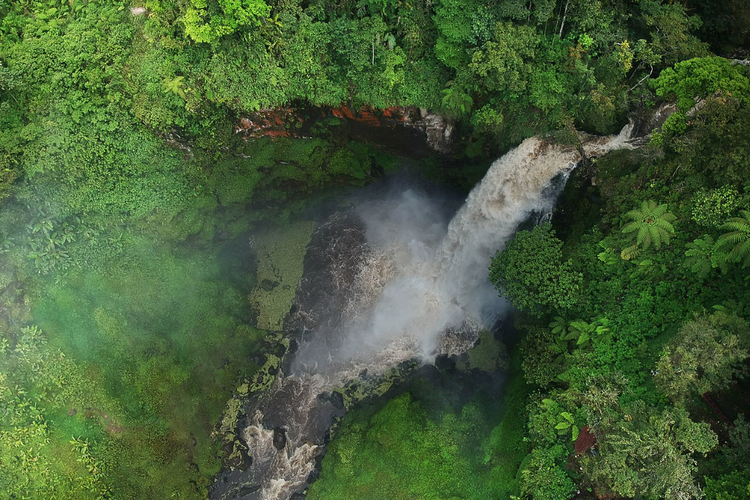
[691,186,740,228]
[490,223,582,316]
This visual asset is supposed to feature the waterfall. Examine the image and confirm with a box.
[210,124,636,500]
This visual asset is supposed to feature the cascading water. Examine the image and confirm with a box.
[211,124,637,500]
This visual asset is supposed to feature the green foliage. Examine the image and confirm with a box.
[432,0,480,69]
[490,223,583,316]
[469,21,538,96]
[690,0,750,54]
[704,470,750,500]
[716,210,750,268]
[566,317,610,348]
[528,395,582,446]
[520,326,567,387]
[638,0,709,66]
[2,2,750,499]
[683,235,726,279]
[182,0,270,43]
[582,401,717,500]
[25,233,267,498]
[655,312,749,402]
[0,324,114,499]
[441,83,474,118]
[691,186,741,228]
[470,104,503,133]
[520,444,577,500]
[502,51,750,496]
[652,56,750,137]
[620,200,676,255]
[653,57,750,113]
[308,390,510,500]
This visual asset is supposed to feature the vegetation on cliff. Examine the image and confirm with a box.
[1,0,749,498]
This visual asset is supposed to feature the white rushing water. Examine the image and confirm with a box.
[333,123,636,367]
[227,124,636,500]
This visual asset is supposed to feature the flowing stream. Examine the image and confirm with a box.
[211,124,636,500]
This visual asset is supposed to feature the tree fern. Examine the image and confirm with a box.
[715,210,750,267]
[621,200,677,251]
[684,235,726,279]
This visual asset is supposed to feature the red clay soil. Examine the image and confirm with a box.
[574,425,596,455]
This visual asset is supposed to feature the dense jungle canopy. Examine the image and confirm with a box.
[1,0,750,499]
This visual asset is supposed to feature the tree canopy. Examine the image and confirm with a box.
[490,223,582,316]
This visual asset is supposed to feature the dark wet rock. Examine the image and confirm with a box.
[631,102,677,138]
[223,440,251,471]
[238,484,261,497]
[260,377,347,436]
[329,391,345,411]
[286,339,299,356]
[283,212,369,346]
[260,279,279,291]
[310,453,327,482]
[434,353,456,372]
[272,427,286,450]
[306,467,320,483]
[210,470,257,500]
[213,212,402,500]
[290,493,306,500]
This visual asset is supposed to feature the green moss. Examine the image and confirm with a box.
[483,350,530,498]
[310,382,515,500]
[457,330,509,372]
[248,354,282,393]
[333,361,419,410]
[248,220,316,331]
[219,397,244,444]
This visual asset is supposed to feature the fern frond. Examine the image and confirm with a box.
[624,210,642,222]
[654,219,675,233]
[717,232,747,247]
[728,240,750,261]
[637,227,649,246]
[652,204,667,217]
[649,226,661,249]
[622,222,641,234]
[621,244,640,260]
[721,221,750,232]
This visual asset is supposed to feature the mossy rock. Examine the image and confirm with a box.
[248,220,316,331]
[456,330,508,372]
[333,360,419,410]
[248,353,282,393]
